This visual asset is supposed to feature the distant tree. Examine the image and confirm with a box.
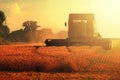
[0,11,5,25]
[9,20,41,42]
[23,21,40,32]
[0,11,10,44]
[22,21,40,42]
[9,29,25,42]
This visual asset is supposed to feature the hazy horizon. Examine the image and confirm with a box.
[1,0,120,38]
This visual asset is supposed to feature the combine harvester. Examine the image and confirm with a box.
[45,14,112,50]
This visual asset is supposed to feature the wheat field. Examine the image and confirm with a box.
[0,40,120,79]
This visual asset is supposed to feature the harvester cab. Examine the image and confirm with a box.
[68,14,99,38]
[45,14,112,50]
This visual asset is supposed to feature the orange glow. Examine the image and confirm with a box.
[1,0,120,38]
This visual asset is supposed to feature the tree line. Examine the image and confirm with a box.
[0,11,67,44]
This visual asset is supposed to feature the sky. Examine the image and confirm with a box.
[1,0,120,38]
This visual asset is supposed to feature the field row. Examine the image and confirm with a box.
[0,46,120,72]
